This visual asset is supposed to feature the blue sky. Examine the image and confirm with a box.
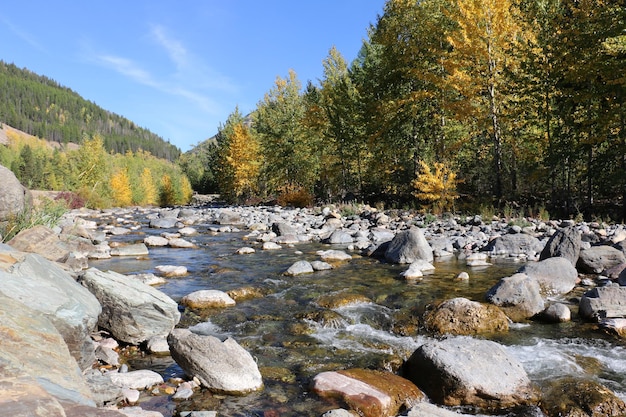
[0,1,385,152]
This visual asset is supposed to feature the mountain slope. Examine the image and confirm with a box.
[0,61,180,160]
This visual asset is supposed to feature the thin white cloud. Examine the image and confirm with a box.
[92,51,220,114]
[0,16,44,51]
[150,25,189,71]
[84,24,238,118]
[95,54,158,87]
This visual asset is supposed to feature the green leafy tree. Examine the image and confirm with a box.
[254,70,321,197]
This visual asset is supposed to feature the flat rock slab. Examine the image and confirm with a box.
[109,370,164,390]
[317,250,352,262]
[0,293,95,407]
[312,369,424,417]
[0,251,101,369]
[181,290,236,309]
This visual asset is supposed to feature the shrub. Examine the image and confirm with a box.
[277,186,314,208]
[412,161,459,214]
[1,199,67,242]
[55,191,85,209]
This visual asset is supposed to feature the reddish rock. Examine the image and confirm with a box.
[313,369,424,417]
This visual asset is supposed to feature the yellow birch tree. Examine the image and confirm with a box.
[446,0,527,200]
[223,122,261,202]
[110,168,133,206]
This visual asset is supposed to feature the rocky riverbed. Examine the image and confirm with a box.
[2,199,626,416]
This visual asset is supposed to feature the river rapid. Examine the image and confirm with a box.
[88,207,626,417]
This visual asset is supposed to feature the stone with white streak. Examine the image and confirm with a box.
[167,329,263,395]
[80,268,180,345]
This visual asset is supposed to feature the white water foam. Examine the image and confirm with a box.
[505,337,626,400]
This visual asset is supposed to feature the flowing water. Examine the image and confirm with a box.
[89,216,626,416]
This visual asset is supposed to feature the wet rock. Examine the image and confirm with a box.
[285,260,314,276]
[109,370,164,390]
[456,271,470,280]
[486,273,545,321]
[109,226,132,236]
[384,227,433,264]
[80,268,180,345]
[0,250,100,369]
[316,292,371,309]
[517,257,578,296]
[423,297,509,335]
[235,246,255,255]
[146,335,170,354]
[322,410,358,417]
[110,243,149,257]
[579,285,626,320]
[227,286,266,301]
[117,406,165,417]
[466,252,491,266]
[599,318,626,337]
[540,303,571,323]
[539,226,581,266]
[181,290,236,309]
[400,260,435,280]
[403,337,540,410]
[149,217,179,229]
[167,328,263,395]
[168,238,197,248]
[541,377,626,417]
[577,245,626,274]
[130,273,166,286]
[179,227,197,236]
[407,402,475,417]
[262,241,282,250]
[312,369,425,417]
[155,264,188,277]
[317,249,352,262]
[311,260,333,271]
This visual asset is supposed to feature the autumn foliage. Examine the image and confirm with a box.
[412,161,459,213]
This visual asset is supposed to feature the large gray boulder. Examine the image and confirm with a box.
[483,233,543,258]
[167,329,263,395]
[539,226,581,265]
[0,293,96,411]
[403,337,540,410]
[0,249,101,370]
[0,164,30,222]
[577,245,626,274]
[385,227,433,264]
[485,273,545,321]
[80,268,180,345]
[579,285,626,321]
[516,256,578,296]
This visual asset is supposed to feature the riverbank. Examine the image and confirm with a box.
[2,201,626,416]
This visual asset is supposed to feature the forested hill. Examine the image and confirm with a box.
[0,61,180,161]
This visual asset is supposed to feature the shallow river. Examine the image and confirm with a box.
[90,215,626,417]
